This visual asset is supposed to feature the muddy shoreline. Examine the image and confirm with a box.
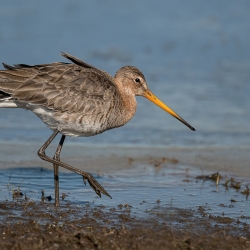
[0,200,249,250]
[0,146,250,249]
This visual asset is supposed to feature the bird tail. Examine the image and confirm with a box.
[0,63,27,96]
[0,63,28,107]
[0,90,11,99]
[0,90,17,108]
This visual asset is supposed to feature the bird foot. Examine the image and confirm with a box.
[82,173,112,199]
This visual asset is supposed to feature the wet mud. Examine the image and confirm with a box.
[0,158,250,249]
[0,200,249,250]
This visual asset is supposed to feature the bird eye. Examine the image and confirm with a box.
[135,78,141,83]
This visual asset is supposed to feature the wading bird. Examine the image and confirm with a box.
[0,53,195,206]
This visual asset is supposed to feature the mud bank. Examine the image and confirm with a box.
[0,200,249,250]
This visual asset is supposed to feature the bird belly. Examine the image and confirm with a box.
[0,98,119,137]
[0,100,112,137]
[30,104,106,137]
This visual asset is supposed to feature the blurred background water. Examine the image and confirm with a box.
[0,0,249,148]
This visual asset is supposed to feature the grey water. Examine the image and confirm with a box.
[0,0,249,148]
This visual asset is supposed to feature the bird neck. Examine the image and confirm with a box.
[120,89,137,123]
[112,82,137,128]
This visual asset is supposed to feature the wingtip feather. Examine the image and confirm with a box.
[2,63,15,70]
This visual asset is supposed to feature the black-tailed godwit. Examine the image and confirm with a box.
[0,53,195,206]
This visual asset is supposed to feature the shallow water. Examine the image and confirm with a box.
[0,166,249,227]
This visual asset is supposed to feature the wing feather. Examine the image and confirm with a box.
[0,53,120,117]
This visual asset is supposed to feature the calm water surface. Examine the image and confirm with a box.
[0,0,249,148]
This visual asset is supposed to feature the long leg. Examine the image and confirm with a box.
[53,135,66,207]
[37,130,111,199]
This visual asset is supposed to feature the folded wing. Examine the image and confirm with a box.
[0,53,120,116]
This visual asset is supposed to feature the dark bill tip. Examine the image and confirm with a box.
[176,117,196,132]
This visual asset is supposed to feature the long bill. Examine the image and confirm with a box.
[143,89,196,131]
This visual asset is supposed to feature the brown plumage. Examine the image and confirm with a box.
[0,52,195,206]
